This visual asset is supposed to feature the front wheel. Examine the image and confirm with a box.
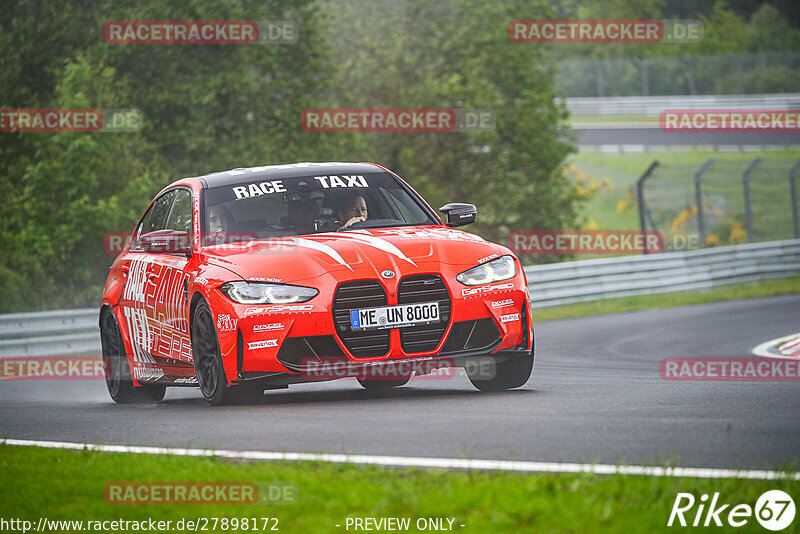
[100,310,165,404]
[466,350,533,392]
[191,301,263,405]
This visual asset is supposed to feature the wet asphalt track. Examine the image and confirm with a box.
[1,294,799,470]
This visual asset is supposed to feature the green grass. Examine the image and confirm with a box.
[1,445,798,533]
[534,276,800,321]
[569,150,800,205]
[571,150,800,181]
[563,150,800,255]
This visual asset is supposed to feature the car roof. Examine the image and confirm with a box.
[192,162,387,188]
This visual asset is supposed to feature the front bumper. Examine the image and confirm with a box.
[213,273,533,384]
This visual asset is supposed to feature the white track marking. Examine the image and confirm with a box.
[2,438,797,480]
[752,333,800,360]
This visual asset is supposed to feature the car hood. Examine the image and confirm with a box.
[199,225,508,283]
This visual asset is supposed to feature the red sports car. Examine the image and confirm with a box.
[100,162,534,405]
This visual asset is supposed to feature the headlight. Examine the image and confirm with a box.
[219,282,318,304]
[456,255,516,286]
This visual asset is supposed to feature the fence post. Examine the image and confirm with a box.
[734,55,745,95]
[636,58,650,96]
[791,159,800,239]
[683,56,697,95]
[637,161,660,254]
[694,159,715,247]
[742,158,762,243]
[593,60,605,97]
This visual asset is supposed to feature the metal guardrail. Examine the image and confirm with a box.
[1,239,798,356]
[0,309,99,357]
[526,239,800,307]
[563,93,800,117]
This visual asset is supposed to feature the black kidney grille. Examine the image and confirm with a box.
[398,274,451,353]
[333,280,390,358]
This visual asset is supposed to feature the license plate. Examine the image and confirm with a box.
[350,302,440,331]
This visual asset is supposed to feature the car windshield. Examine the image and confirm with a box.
[202,171,437,243]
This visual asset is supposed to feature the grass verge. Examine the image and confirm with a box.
[1,445,799,533]
[533,276,800,321]
[565,151,800,238]
[570,150,800,181]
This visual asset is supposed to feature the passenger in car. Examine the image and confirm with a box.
[206,205,230,244]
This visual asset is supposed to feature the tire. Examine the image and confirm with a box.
[357,375,410,390]
[100,310,166,404]
[466,349,534,392]
[191,301,263,405]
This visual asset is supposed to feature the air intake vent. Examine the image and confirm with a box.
[277,335,347,372]
[441,319,501,354]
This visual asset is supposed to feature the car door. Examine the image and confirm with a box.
[145,187,194,364]
[120,189,177,376]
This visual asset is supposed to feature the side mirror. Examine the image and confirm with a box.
[139,230,192,255]
[439,203,477,227]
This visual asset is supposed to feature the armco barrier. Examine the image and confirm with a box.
[526,239,800,307]
[562,93,800,117]
[1,239,798,356]
[0,308,99,357]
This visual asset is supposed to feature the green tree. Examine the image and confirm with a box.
[321,0,581,249]
[1,0,583,311]
[0,0,344,311]
[748,3,800,52]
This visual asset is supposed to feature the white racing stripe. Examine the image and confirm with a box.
[780,337,800,351]
[291,238,353,271]
[752,333,800,360]
[283,233,419,270]
[2,438,798,480]
[333,232,418,267]
[242,237,353,271]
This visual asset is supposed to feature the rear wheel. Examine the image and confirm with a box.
[191,301,263,405]
[100,310,165,404]
[466,349,533,392]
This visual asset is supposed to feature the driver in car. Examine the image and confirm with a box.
[337,195,368,229]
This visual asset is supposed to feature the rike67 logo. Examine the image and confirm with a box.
[668,490,795,530]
